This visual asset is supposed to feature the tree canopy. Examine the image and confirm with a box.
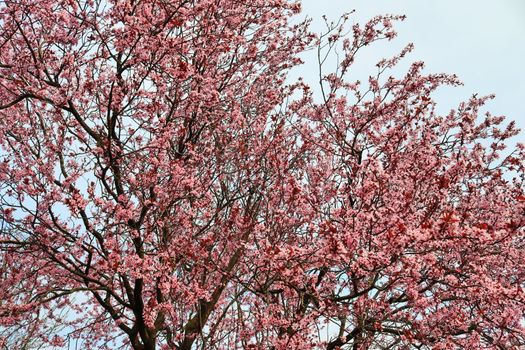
[0,0,524,349]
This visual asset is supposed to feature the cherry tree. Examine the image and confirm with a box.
[1,0,524,349]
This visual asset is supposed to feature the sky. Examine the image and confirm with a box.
[297,0,525,144]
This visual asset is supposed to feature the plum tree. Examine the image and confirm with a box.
[0,0,524,349]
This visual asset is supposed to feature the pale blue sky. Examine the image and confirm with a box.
[298,0,525,144]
